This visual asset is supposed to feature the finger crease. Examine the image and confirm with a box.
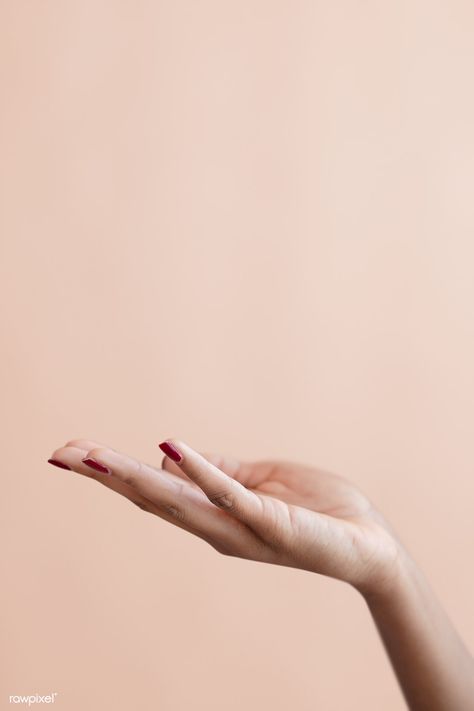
[209,492,234,509]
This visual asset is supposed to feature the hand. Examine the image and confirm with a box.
[49,439,474,710]
[48,438,401,595]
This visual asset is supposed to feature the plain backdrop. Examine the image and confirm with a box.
[1,2,474,710]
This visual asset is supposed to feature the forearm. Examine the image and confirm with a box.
[362,547,474,711]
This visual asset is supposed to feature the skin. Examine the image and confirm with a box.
[48,438,474,710]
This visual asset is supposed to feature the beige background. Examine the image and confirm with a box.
[1,2,474,710]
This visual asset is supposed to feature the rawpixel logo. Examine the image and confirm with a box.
[9,694,58,705]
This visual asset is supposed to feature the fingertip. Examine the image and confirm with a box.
[158,439,183,463]
[47,458,72,471]
[81,447,113,475]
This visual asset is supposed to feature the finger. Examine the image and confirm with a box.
[63,438,200,498]
[61,439,243,481]
[49,444,165,511]
[48,444,233,551]
[158,439,264,527]
[161,451,246,484]
[80,446,254,549]
[53,438,212,522]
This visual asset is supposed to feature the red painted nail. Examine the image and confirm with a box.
[82,457,112,475]
[48,458,72,470]
[158,441,183,463]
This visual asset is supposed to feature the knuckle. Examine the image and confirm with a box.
[209,490,234,510]
[121,458,142,487]
[161,504,186,522]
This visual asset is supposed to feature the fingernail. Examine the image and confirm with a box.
[48,458,72,470]
[158,441,183,463]
[81,457,112,475]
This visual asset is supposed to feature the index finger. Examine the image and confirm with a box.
[158,439,264,527]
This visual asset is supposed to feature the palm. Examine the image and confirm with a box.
[226,457,398,589]
[245,460,372,521]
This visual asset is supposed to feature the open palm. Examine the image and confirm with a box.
[48,438,400,594]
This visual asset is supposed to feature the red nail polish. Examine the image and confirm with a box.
[48,458,72,470]
[158,441,183,463]
[82,457,112,475]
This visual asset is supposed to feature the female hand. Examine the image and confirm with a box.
[48,438,474,710]
[48,437,401,596]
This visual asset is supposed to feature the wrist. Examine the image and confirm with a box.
[357,541,417,606]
